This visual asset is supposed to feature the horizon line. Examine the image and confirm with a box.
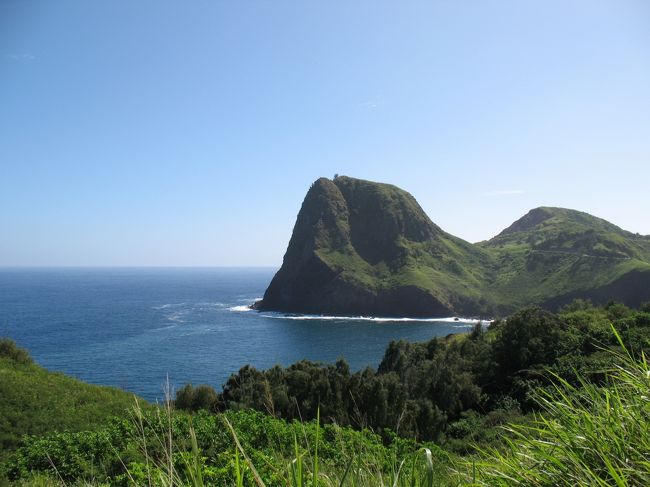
[0,265,280,269]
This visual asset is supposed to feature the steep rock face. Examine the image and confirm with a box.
[256,176,471,317]
[257,176,650,317]
[256,178,347,312]
[332,176,440,264]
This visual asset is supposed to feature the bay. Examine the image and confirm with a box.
[0,268,477,402]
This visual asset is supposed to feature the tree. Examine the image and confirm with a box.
[491,307,572,381]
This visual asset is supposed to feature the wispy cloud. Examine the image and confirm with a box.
[360,101,379,109]
[4,53,36,62]
[482,189,526,196]
[359,95,383,110]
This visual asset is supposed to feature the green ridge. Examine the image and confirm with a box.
[481,206,650,311]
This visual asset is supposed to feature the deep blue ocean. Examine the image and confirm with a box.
[0,268,477,402]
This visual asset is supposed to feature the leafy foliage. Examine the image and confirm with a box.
[5,408,451,486]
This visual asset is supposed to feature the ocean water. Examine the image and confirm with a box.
[0,268,478,402]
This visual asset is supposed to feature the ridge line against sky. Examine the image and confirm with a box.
[1,0,649,266]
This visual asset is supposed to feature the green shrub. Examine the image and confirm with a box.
[0,339,32,365]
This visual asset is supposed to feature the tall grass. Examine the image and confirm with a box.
[121,397,444,487]
[469,327,650,486]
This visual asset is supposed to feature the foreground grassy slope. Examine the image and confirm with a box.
[10,350,650,487]
[0,338,142,459]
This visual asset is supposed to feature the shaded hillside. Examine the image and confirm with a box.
[257,176,650,316]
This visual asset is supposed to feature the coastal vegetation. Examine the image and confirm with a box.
[2,301,650,485]
[178,301,650,447]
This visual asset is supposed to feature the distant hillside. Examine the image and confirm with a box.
[256,176,650,317]
[481,206,650,311]
[0,338,142,458]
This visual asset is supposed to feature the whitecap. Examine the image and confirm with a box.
[167,311,188,323]
[229,305,253,312]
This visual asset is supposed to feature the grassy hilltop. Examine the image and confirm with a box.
[257,176,650,317]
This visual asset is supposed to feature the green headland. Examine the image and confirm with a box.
[256,176,650,317]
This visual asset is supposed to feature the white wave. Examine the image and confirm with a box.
[166,310,190,323]
[259,313,489,324]
[229,305,253,312]
[433,317,492,324]
[228,298,262,312]
[195,302,225,308]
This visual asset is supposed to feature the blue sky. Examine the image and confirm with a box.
[1,1,649,266]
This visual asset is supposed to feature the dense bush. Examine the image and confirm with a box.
[0,338,32,365]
